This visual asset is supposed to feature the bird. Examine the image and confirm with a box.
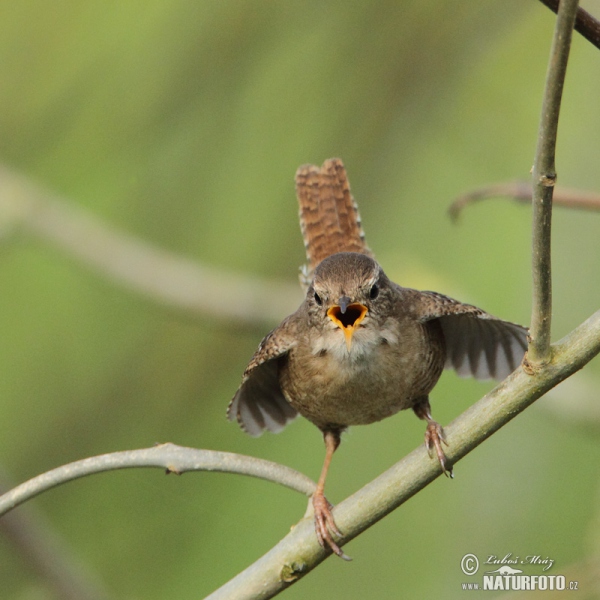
[228,158,528,559]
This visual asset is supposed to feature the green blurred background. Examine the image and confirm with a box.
[1,1,599,598]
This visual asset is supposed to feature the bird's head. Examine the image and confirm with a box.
[306,252,391,351]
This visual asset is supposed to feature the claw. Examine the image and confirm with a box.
[312,492,351,561]
[424,421,453,478]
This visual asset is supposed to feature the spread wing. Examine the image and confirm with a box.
[414,290,529,380]
[227,320,298,436]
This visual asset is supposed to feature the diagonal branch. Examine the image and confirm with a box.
[2,312,597,599]
[206,308,600,599]
[0,165,301,328]
[0,444,316,517]
[529,0,579,365]
[539,0,600,51]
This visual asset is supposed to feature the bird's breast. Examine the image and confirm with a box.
[279,319,444,428]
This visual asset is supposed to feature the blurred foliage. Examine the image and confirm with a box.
[0,1,599,598]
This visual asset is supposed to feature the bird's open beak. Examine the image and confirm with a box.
[327,299,368,351]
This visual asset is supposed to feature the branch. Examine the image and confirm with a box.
[530,0,579,364]
[0,165,301,328]
[448,180,600,220]
[2,315,598,599]
[539,0,600,51]
[0,444,316,517]
[206,308,600,599]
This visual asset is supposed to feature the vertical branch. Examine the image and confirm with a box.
[529,0,579,364]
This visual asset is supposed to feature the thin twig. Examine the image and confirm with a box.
[206,308,600,599]
[448,181,600,220]
[530,0,579,365]
[0,444,316,517]
[539,0,600,51]
[0,165,301,328]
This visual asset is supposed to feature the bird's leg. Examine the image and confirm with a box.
[312,429,350,560]
[413,396,453,477]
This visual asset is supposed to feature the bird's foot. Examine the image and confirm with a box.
[424,421,453,478]
[312,491,351,561]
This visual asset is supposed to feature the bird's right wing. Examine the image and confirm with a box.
[227,319,298,436]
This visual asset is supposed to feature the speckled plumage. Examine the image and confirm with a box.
[227,158,528,558]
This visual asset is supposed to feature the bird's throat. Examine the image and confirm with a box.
[327,303,368,351]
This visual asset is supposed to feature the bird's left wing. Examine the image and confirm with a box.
[411,290,528,380]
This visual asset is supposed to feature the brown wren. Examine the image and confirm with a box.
[228,158,528,559]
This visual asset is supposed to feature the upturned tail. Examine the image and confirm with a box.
[295,159,373,281]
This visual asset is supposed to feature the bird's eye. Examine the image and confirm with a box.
[314,292,323,306]
[369,284,379,299]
